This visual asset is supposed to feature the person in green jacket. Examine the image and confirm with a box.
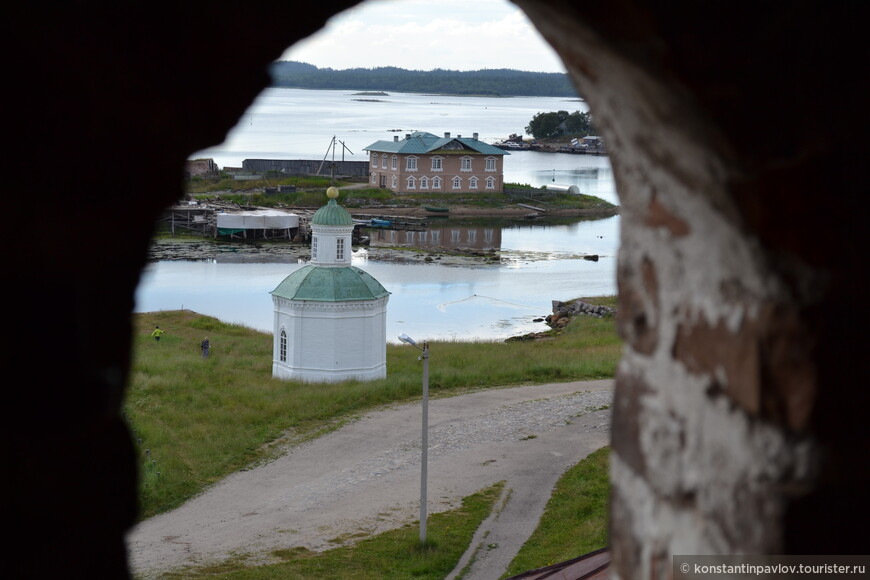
[151,326,165,341]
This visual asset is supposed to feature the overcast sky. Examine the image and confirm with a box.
[279,0,566,73]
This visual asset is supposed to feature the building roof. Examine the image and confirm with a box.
[271,265,390,302]
[310,198,354,226]
[363,131,508,156]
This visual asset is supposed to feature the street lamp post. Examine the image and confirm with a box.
[398,333,429,544]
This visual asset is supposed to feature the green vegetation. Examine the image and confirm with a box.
[186,174,340,196]
[502,447,610,578]
[269,61,580,98]
[183,175,616,215]
[160,483,505,579]
[526,110,596,139]
[128,304,619,519]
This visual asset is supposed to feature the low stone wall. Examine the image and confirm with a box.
[547,299,616,328]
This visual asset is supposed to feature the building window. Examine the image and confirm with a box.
[452,176,462,189]
[460,156,472,171]
[336,237,345,261]
[469,176,479,189]
[381,154,387,168]
[432,176,442,189]
[485,157,497,171]
[371,173,377,184]
[486,176,496,189]
[431,157,443,171]
[391,155,397,170]
[406,156,418,171]
[280,329,287,362]
[311,236,318,259]
[420,176,429,189]
[371,153,377,166]
[391,175,398,188]
[431,230,440,243]
[407,176,416,189]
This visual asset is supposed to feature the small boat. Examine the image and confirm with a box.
[369,218,392,227]
[423,206,449,213]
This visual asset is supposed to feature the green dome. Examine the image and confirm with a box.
[271,265,389,302]
[311,199,354,226]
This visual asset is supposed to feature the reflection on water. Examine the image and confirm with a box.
[368,225,502,251]
[135,216,620,343]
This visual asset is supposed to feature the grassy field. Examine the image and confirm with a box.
[127,301,617,577]
[183,174,617,213]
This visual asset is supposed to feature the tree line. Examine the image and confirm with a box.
[269,61,580,98]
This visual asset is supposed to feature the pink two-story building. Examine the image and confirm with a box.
[363,131,509,194]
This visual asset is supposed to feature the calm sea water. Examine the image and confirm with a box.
[135,88,621,343]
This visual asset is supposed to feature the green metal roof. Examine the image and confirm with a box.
[363,131,508,156]
[271,265,390,302]
[310,199,354,226]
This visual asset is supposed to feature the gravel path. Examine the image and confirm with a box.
[126,380,613,579]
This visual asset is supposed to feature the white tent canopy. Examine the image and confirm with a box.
[216,209,299,230]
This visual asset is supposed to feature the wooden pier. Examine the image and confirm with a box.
[353,214,429,232]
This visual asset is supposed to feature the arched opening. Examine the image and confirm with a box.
[8,2,867,577]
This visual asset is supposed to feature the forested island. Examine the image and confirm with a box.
[269,61,580,98]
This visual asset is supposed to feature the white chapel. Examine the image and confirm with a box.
[270,187,390,382]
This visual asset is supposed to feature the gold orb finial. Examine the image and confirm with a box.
[326,186,339,199]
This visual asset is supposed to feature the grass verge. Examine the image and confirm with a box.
[500,447,610,578]
[184,174,616,213]
[157,482,505,579]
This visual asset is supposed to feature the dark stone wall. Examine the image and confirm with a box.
[7,4,362,578]
[514,0,869,572]
[6,2,867,577]
[242,158,370,177]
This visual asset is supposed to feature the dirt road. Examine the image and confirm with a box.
[126,380,613,579]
